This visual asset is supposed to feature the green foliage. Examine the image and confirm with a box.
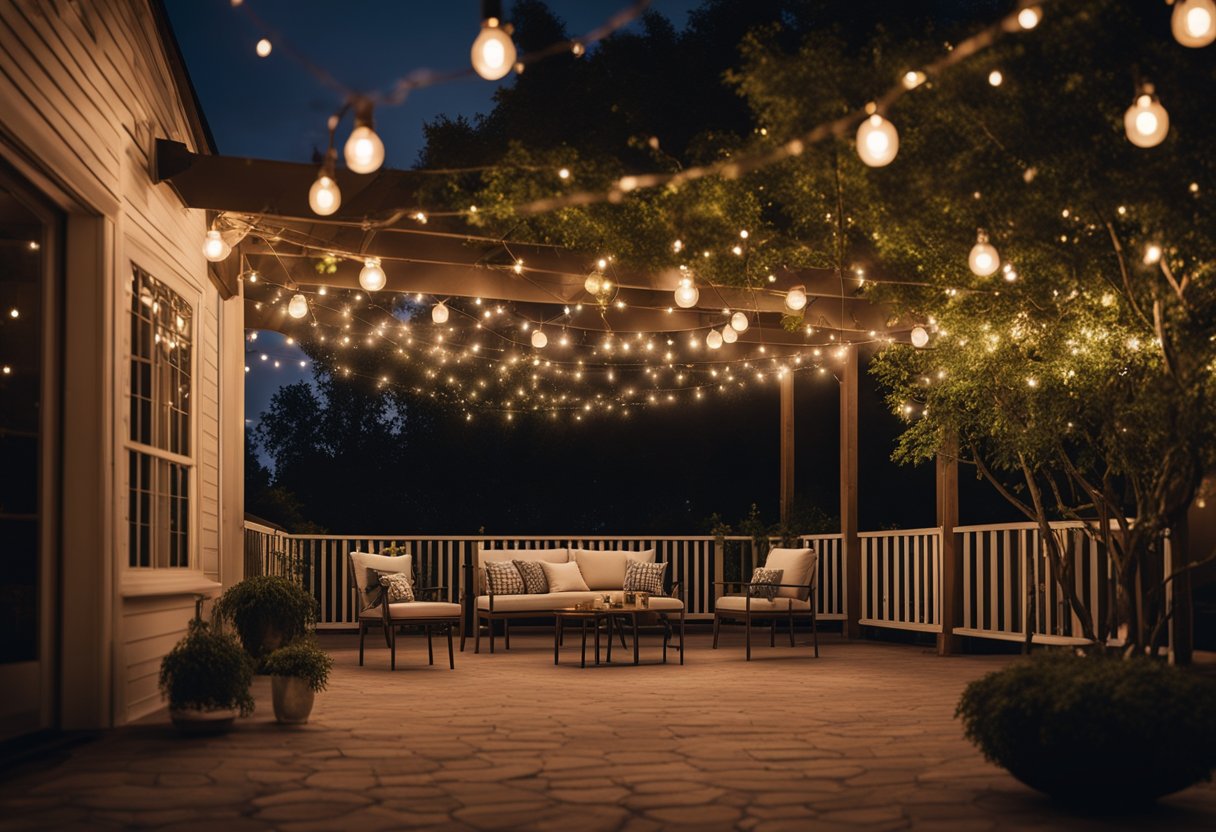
[261,638,333,693]
[159,618,254,716]
[957,653,1216,805]
[214,576,317,660]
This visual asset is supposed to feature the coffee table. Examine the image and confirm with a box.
[554,604,667,667]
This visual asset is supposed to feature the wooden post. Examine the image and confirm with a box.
[936,432,962,656]
[841,346,861,638]
[779,371,795,526]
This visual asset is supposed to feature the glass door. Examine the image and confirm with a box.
[0,165,60,740]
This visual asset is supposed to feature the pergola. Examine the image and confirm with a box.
[154,138,964,649]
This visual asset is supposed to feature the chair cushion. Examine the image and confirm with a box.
[541,560,591,592]
[349,551,412,610]
[570,548,655,590]
[715,595,812,613]
[377,570,415,603]
[623,558,666,594]
[640,596,683,612]
[485,561,525,595]
[749,567,783,601]
[383,601,461,619]
[763,548,817,600]
[477,592,601,612]
[513,559,549,594]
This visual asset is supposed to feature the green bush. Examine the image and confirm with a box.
[957,652,1216,805]
[159,618,254,716]
[215,575,317,659]
[262,638,334,693]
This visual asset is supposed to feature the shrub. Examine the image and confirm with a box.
[159,618,254,716]
[957,652,1216,805]
[262,638,334,693]
[215,575,317,659]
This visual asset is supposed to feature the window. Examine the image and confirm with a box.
[127,266,192,568]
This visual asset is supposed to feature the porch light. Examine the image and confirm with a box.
[344,101,385,174]
[1124,87,1169,148]
[359,257,386,292]
[287,293,308,319]
[1172,0,1215,46]
[968,229,1000,276]
[856,112,899,167]
[202,229,230,262]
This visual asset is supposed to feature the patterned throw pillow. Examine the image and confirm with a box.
[748,567,784,601]
[485,561,526,595]
[623,558,666,595]
[376,570,415,603]
[513,560,549,594]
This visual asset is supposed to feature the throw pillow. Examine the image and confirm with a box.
[484,561,526,595]
[377,570,415,603]
[623,558,667,595]
[748,567,784,601]
[513,559,549,594]
[540,560,591,593]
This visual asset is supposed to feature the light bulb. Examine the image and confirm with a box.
[431,301,449,324]
[721,325,738,344]
[1124,91,1169,148]
[785,285,808,311]
[730,312,750,333]
[359,258,386,292]
[255,38,272,58]
[1173,0,1215,46]
[910,326,930,348]
[968,230,1000,276]
[584,274,603,295]
[988,70,1003,87]
[288,293,308,319]
[344,125,385,174]
[674,278,699,308]
[706,329,723,349]
[471,19,516,81]
[1144,244,1163,265]
[202,229,230,262]
[1017,6,1041,30]
[856,114,899,167]
[531,330,548,349]
[309,174,341,215]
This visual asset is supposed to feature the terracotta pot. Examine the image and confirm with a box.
[170,707,238,736]
[271,675,315,724]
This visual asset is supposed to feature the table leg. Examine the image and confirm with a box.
[554,617,560,665]
[633,614,640,665]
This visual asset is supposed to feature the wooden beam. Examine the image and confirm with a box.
[780,372,795,526]
[841,345,861,638]
[936,432,962,656]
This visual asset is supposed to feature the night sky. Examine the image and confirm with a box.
[164,0,1013,533]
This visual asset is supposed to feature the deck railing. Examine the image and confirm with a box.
[242,520,1163,647]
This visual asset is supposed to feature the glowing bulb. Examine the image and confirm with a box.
[721,325,737,344]
[856,114,899,167]
[584,274,603,295]
[706,329,723,349]
[359,257,386,292]
[784,285,808,312]
[1017,6,1041,30]
[1144,244,1162,265]
[255,38,272,58]
[558,168,570,180]
[674,278,699,308]
[730,312,750,333]
[1173,0,1216,46]
[471,19,516,81]
[1124,91,1169,148]
[431,301,449,324]
[344,124,385,174]
[911,326,930,348]
[531,330,548,349]
[201,229,230,262]
[968,230,1000,276]
[988,70,1003,87]
[309,174,341,215]
[287,293,308,319]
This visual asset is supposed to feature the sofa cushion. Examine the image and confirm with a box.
[763,548,817,600]
[540,560,590,593]
[570,548,655,590]
[477,592,601,612]
[377,570,415,603]
[623,558,666,595]
[748,567,783,601]
[716,595,811,613]
[349,550,412,610]
[485,561,526,595]
[513,560,549,594]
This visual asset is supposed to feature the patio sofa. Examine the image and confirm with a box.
[466,546,684,655]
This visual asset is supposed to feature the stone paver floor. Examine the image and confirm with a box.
[1,632,1214,831]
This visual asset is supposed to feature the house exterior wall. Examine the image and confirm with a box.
[0,0,242,729]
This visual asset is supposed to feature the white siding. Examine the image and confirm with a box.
[0,0,240,727]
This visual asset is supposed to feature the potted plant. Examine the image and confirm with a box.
[261,638,333,724]
[159,603,254,735]
[957,652,1216,806]
[214,575,317,659]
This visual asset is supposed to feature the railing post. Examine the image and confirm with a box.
[712,537,723,612]
[936,432,961,655]
[841,345,861,638]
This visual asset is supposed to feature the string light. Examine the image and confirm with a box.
[1172,0,1216,47]
[911,326,930,348]
[287,293,308,319]
[1017,6,1042,30]
[730,312,750,333]
[856,112,899,167]
[721,326,738,344]
[344,101,385,174]
[1124,86,1169,148]
[674,276,699,308]
[201,229,230,262]
[531,329,548,349]
[471,15,516,81]
[255,38,272,58]
[431,301,450,324]
[706,329,723,350]
[988,69,1003,87]
[308,150,341,215]
[1143,244,1163,265]
[784,285,808,312]
[968,229,1000,276]
[359,257,386,292]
